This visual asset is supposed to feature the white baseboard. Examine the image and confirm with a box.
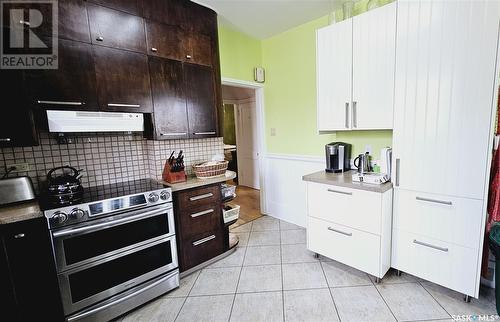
[262,153,324,227]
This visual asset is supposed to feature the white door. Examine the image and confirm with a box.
[392,0,499,200]
[317,19,353,131]
[352,2,396,130]
[236,100,260,189]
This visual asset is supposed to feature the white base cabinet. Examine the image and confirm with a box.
[305,181,393,279]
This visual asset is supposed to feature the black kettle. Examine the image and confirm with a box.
[46,166,84,205]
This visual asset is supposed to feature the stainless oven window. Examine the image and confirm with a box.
[63,214,168,266]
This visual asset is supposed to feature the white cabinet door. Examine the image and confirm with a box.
[352,2,396,130]
[392,0,499,199]
[317,20,352,131]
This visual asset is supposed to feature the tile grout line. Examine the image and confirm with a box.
[319,261,342,322]
[417,280,453,320]
[174,270,202,322]
[228,246,248,322]
[372,280,399,322]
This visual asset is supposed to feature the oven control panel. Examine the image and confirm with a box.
[45,188,172,229]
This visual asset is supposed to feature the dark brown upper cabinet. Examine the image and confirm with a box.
[26,38,98,110]
[0,71,38,147]
[184,64,217,138]
[145,21,185,61]
[149,57,189,140]
[143,0,187,27]
[184,1,217,37]
[93,46,153,112]
[88,0,143,16]
[27,0,90,43]
[88,4,146,53]
[185,32,212,66]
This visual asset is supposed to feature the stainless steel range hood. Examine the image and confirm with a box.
[46,110,144,133]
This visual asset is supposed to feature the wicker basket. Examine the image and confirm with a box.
[193,160,229,179]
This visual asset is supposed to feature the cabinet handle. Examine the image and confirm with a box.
[19,20,30,26]
[193,132,216,135]
[107,103,141,108]
[327,188,352,195]
[327,227,352,236]
[352,101,357,128]
[14,233,25,239]
[160,132,187,136]
[395,158,400,187]
[0,138,11,142]
[151,47,158,52]
[186,55,192,59]
[37,100,84,106]
[193,234,216,246]
[413,239,448,252]
[345,102,349,128]
[190,209,214,218]
[96,36,104,41]
[189,193,214,201]
[416,196,452,206]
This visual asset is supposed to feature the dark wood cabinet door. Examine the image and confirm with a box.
[0,236,17,322]
[4,219,64,322]
[149,58,188,139]
[26,38,98,110]
[181,229,224,271]
[145,21,185,61]
[94,46,153,112]
[34,0,90,42]
[143,0,187,26]
[88,4,146,53]
[183,1,217,37]
[0,70,38,147]
[186,32,212,67]
[184,64,218,138]
[88,0,142,16]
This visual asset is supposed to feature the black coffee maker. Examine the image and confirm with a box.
[325,142,352,173]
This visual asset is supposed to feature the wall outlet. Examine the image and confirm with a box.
[7,163,30,172]
[270,128,277,136]
[365,144,372,155]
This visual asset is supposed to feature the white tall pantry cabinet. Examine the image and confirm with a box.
[391,0,500,298]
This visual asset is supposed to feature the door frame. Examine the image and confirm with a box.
[221,77,267,214]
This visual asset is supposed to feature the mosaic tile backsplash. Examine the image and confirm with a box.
[0,132,224,193]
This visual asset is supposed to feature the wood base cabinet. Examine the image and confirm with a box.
[306,181,393,279]
[173,184,225,271]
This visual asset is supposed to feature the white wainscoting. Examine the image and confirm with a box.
[263,154,324,227]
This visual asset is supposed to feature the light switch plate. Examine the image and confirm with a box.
[254,67,265,83]
[7,163,30,172]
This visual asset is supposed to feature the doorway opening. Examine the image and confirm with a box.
[220,78,265,227]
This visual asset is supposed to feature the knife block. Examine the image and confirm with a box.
[162,161,187,184]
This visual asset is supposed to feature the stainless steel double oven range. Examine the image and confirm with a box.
[42,179,179,322]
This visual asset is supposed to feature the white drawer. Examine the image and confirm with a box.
[307,182,382,235]
[308,216,381,277]
[393,189,484,249]
[391,229,478,296]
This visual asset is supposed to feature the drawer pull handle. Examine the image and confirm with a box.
[193,131,216,135]
[189,193,214,201]
[160,132,187,136]
[191,209,214,218]
[14,233,25,239]
[345,102,349,128]
[413,239,448,252]
[327,227,352,236]
[193,234,216,246]
[0,138,11,142]
[37,100,84,106]
[395,158,400,187]
[151,47,158,52]
[327,189,352,195]
[107,103,141,108]
[416,196,452,206]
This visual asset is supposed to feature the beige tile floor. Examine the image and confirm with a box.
[116,216,499,322]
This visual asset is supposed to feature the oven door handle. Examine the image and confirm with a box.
[53,207,169,238]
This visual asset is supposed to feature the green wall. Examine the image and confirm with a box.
[218,2,394,160]
[218,25,262,82]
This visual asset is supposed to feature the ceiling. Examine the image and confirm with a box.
[192,0,344,39]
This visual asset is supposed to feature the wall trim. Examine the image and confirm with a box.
[222,77,264,89]
[265,153,324,164]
